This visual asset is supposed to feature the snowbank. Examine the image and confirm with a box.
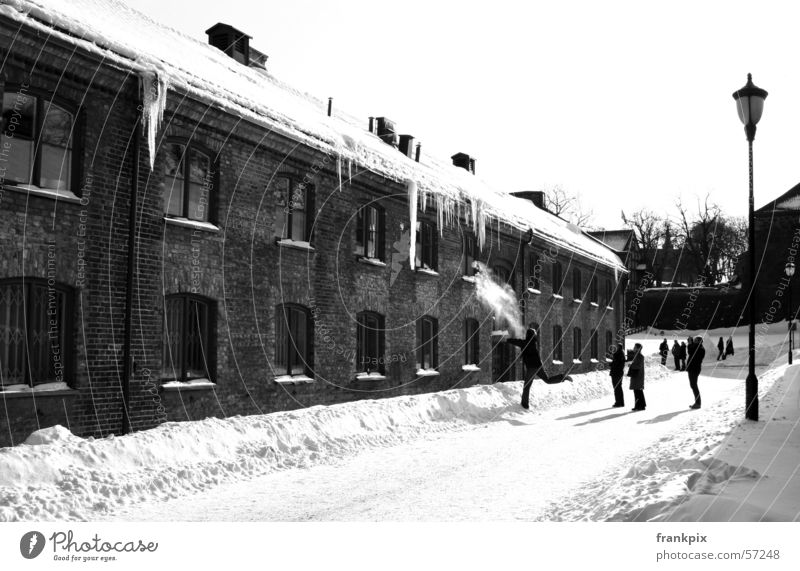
[0,365,660,522]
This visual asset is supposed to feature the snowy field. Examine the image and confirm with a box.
[0,324,798,522]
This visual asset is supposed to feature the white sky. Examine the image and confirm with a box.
[124,0,800,228]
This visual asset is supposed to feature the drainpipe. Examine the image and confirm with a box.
[121,108,141,435]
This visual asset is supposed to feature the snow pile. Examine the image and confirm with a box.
[0,0,625,271]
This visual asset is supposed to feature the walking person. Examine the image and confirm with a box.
[610,342,626,408]
[725,337,734,358]
[671,340,681,370]
[686,335,705,409]
[717,336,725,361]
[659,338,669,366]
[679,341,687,371]
[627,342,646,411]
[505,323,572,410]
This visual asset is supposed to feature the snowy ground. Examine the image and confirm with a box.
[1,324,798,522]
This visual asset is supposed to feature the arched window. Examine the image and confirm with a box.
[163,294,215,382]
[356,311,385,374]
[553,325,563,361]
[274,176,315,243]
[275,304,314,377]
[163,140,215,222]
[0,278,73,387]
[354,204,385,261]
[464,318,480,366]
[572,267,582,300]
[1,88,80,192]
[552,261,563,296]
[573,328,582,361]
[416,316,438,371]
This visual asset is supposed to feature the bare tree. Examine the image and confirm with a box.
[621,208,670,286]
[543,185,594,227]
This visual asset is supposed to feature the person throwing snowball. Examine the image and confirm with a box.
[504,323,572,409]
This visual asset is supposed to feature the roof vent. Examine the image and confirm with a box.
[374,117,398,147]
[451,152,475,174]
[399,135,415,158]
[206,23,266,69]
[511,191,546,210]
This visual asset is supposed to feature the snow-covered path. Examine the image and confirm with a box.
[110,368,751,521]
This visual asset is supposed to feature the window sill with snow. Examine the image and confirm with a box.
[527,288,541,295]
[275,239,315,252]
[357,257,386,267]
[0,381,78,399]
[164,217,220,233]
[552,294,563,300]
[160,378,217,392]
[573,359,582,364]
[552,360,564,365]
[590,302,599,308]
[462,275,476,283]
[274,374,315,385]
[572,298,582,304]
[354,372,387,381]
[462,364,480,372]
[4,184,82,204]
[416,368,440,377]
[415,267,439,277]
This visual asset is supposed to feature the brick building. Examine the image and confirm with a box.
[0,0,626,446]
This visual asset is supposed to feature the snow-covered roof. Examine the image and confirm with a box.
[0,0,625,272]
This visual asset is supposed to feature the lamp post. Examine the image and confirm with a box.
[733,73,768,421]
[786,262,795,364]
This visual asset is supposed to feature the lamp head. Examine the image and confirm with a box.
[732,73,768,141]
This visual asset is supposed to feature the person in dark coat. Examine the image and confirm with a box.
[717,336,725,360]
[679,341,687,371]
[671,340,681,370]
[505,324,572,409]
[627,342,646,411]
[686,335,705,409]
[609,342,626,407]
[725,337,734,357]
[659,338,669,366]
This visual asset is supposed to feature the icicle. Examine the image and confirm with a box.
[140,71,168,171]
[348,159,352,185]
[437,194,445,235]
[337,156,343,191]
[408,179,418,270]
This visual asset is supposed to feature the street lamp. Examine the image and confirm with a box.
[733,73,768,421]
[786,262,795,364]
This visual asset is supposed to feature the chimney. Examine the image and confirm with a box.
[398,135,415,158]
[415,142,422,163]
[375,117,398,147]
[206,23,252,65]
[451,152,475,174]
[368,117,375,133]
[511,191,547,210]
[327,97,333,117]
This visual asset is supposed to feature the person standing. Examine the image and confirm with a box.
[725,337,734,358]
[679,341,687,371]
[686,335,705,409]
[671,340,681,370]
[610,342,626,408]
[717,336,725,361]
[659,338,669,366]
[505,324,571,409]
[627,342,646,411]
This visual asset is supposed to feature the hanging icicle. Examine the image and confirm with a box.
[337,156,343,191]
[140,71,168,171]
[348,159,352,185]
[408,179,418,270]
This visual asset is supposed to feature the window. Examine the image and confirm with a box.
[552,261,563,295]
[590,330,598,360]
[356,311,385,374]
[464,318,479,366]
[275,304,314,377]
[416,316,438,370]
[572,268,582,299]
[573,328,582,361]
[605,279,614,308]
[605,331,614,358]
[590,276,598,303]
[492,263,513,286]
[528,253,540,290]
[274,176,315,243]
[415,221,437,271]
[162,294,215,382]
[553,325,563,361]
[164,141,214,222]
[464,233,477,276]
[0,278,72,388]
[354,205,385,261]
[0,89,79,191]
